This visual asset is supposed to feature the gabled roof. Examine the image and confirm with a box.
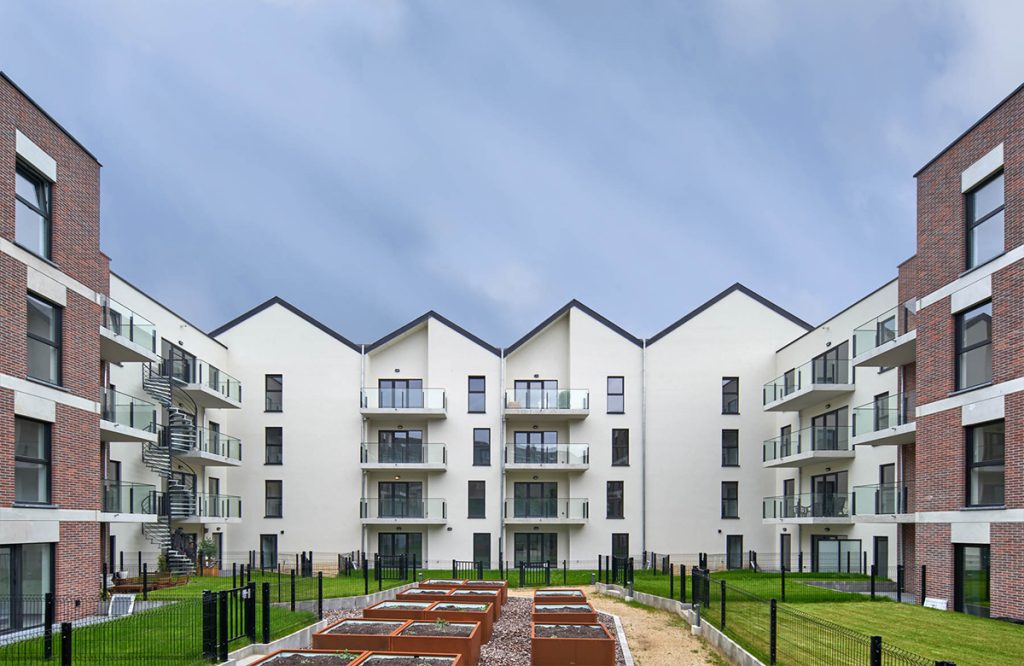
[210,296,361,352]
[505,300,642,355]
[646,283,812,346]
[367,311,501,356]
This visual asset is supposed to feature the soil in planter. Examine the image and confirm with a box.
[535,590,584,598]
[421,579,464,586]
[327,620,404,635]
[431,603,487,611]
[534,624,608,639]
[359,657,456,666]
[262,652,362,665]
[374,602,432,610]
[534,604,591,612]
[401,621,476,637]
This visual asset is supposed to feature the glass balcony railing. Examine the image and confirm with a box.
[102,479,158,514]
[360,388,447,410]
[763,358,851,405]
[762,426,852,462]
[762,492,851,520]
[101,387,157,432]
[852,392,916,436]
[852,483,908,515]
[360,497,447,520]
[360,442,447,465]
[195,493,242,519]
[853,306,900,357]
[504,389,589,410]
[102,297,156,352]
[503,497,589,520]
[195,427,242,461]
[504,443,590,465]
[162,357,242,403]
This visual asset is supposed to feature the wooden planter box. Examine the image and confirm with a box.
[312,618,409,651]
[532,588,587,604]
[363,601,434,621]
[531,603,598,624]
[391,621,482,666]
[423,602,494,642]
[461,580,508,605]
[448,590,502,619]
[419,579,467,590]
[248,648,369,665]
[396,589,455,603]
[531,623,615,666]
[357,652,463,666]
[201,567,220,577]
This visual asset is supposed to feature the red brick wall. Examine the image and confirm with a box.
[901,445,917,513]
[897,255,918,334]
[915,523,953,605]
[56,521,101,620]
[901,524,918,596]
[913,409,962,513]
[915,297,954,405]
[991,523,1024,620]
[1005,391,1024,510]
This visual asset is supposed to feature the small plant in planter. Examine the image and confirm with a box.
[424,602,494,643]
[249,648,368,665]
[198,538,219,576]
[531,623,615,666]
[392,620,482,666]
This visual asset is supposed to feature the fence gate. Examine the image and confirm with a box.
[203,582,256,662]
[518,561,552,586]
[375,554,408,581]
[452,559,485,579]
[611,556,633,585]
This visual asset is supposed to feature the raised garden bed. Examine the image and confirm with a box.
[423,602,494,642]
[461,580,508,605]
[391,620,482,666]
[419,579,467,590]
[249,648,368,665]
[448,590,502,619]
[363,601,434,621]
[357,653,463,666]
[530,603,597,624]
[395,589,455,603]
[531,623,615,666]
[532,588,586,604]
[312,619,409,652]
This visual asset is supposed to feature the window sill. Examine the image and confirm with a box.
[961,505,1005,511]
[722,412,740,416]
[611,464,630,468]
[468,411,486,415]
[721,516,740,520]
[12,502,56,509]
[606,517,625,520]
[264,410,283,414]
[607,412,625,416]
[264,515,283,519]
[722,464,740,468]
[959,251,1006,279]
[948,382,993,398]
[264,462,283,466]
[13,241,58,269]
[25,376,67,392]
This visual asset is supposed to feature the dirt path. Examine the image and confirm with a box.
[509,586,725,665]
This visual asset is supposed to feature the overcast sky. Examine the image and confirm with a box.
[3,1,1023,345]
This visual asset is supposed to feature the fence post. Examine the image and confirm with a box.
[896,565,904,604]
[781,565,786,602]
[478,560,484,580]
[261,582,271,643]
[769,599,777,665]
[337,554,342,576]
[605,555,610,584]
[870,564,876,600]
[218,591,230,663]
[452,559,457,578]
[143,562,149,601]
[519,562,525,588]
[704,571,711,608]
[202,590,217,659]
[670,559,675,599]
[680,564,686,603]
[44,592,54,660]
[278,564,282,602]
[597,554,602,581]
[245,582,256,642]
[920,565,927,605]
[102,563,108,600]
[317,571,324,620]
[232,562,237,588]
[290,568,296,612]
[720,580,726,629]
[869,635,882,666]
[798,550,803,573]
[545,562,551,585]
[563,559,568,585]
[60,622,72,666]
[363,557,369,595]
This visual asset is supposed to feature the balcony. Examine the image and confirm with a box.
[163,357,242,409]
[762,360,854,412]
[852,483,912,523]
[360,497,448,525]
[172,493,243,524]
[852,307,916,368]
[504,444,589,472]
[100,297,160,363]
[359,388,447,421]
[851,392,916,446]
[762,492,852,524]
[504,389,589,421]
[100,388,159,443]
[762,426,854,468]
[503,498,589,524]
[360,442,447,472]
[100,480,159,522]
[175,427,243,467]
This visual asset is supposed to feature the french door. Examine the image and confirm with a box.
[378,481,423,518]
[513,380,558,409]
[513,482,558,518]
[379,430,424,463]
[514,533,557,565]
[513,431,558,464]
[378,379,423,408]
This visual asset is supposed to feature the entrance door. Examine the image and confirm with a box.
[513,482,558,518]
[955,544,990,617]
[873,537,889,577]
[378,481,423,518]
[0,544,53,633]
[878,464,896,513]
[513,533,557,565]
[379,430,424,463]
[513,431,559,464]
[780,533,792,571]
[378,533,423,567]
[726,535,743,570]
[260,534,278,569]
[810,471,848,517]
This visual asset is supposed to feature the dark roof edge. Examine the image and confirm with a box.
[775,276,898,353]
[505,299,643,355]
[913,80,1024,177]
[366,311,501,356]
[1,72,102,165]
[646,283,813,346]
[110,270,228,350]
[210,296,361,352]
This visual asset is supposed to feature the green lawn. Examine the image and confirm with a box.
[147,570,410,601]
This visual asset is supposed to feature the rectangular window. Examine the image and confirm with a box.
[811,406,850,451]
[468,376,486,413]
[955,544,991,617]
[513,482,558,518]
[721,481,738,518]
[611,429,629,466]
[722,377,739,414]
[966,421,1004,507]
[27,294,61,385]
[378,379,424,408]
[607,376,624,414]
[606,481,624,519]
[721,429,739,467]
[726,535,743,570]
[265,375,283,412]
[468,481,486,518]
[966,172,1004,269]
[15,418,50,504]
[612,533,629,559]
[265,480,283,518]
[473,428,490,466]
[473,533,491,567]
[956,302,992,390]
[265,427,283,465]
[15,165,52,259]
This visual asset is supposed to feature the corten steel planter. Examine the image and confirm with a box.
[201,567,220,577]
[532,588,587,604]
[248,648,369,665]
[419,578,467,590]
[448,589,502,619]
[363,600,434,621]
[462,579,508,605]
[396,588,456,603]
[531,623,616,666]
[391,621,482,666]
[357,652,463,666]
[530,603,598,624]
[423,602,494,642]
[312,618,410,652]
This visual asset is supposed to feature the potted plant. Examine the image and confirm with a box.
[363,600,434,621]
[248,649,367,665]
[531,603,598,624]
[198,538,219,576]
[313,619,409,652]
[531,623,615,666]
[391,619,482,666]
[423,602,494,642]
[357,652,463,666]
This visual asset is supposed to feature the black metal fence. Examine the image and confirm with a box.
[452,559,485,579]
[201,583,255,662]
[375,554,409,581]
[518,561,552,586]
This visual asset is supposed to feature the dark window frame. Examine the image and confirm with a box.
[965,171,1005,270]
[14,417,51,505]
[721,481,738,519]
[611,429,629,467]
[265,374,283,412]
[473,533,491,567]
[965,420,1004,508]
[265,480,283,518]
[721,429,739,467]
[473,428,491,466]
[606,481,624,519]
[607,376,625,414]
[611,533,629,559]
[265,427,283,465]
[468,480,486,518]
[26,293,62,386]
[722,377,740,414]
[955,301,993,391]
[468,376,486,413]
[14,163,53,260]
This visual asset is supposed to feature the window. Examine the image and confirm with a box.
[265,427,283,465]
[473,428,490,466]
[260,535,278,569]
[378,379,423,408]
[722,377,739,414]
[0,543,54,632]
[726,535,744,570]
[721,481,738,518]
[26,295,61,385]
[811,407,849,451]
[468,481,486,518]
[606,481,624,519]
[966,172,1004,269]
[722,430,739,467]
[966,421,1004,507]
[15,418,50,504]
[15,165,52,259]
[611,429,629,466]
[955,544,991,617]
[378,430,424,464]
[468,376,486,413]
[514,532,557,565]
[513,431,558,464]
[473,533,491,568]
[265,375,283,412]
[811,341,849,384]
[513,482,558,518]
[956,302,992,390]
[265,480,283,517]
[607,377,624,413]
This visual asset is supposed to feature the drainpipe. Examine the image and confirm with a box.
[360,344,367,559]
[641,338,647,555]
[498,347,506,563]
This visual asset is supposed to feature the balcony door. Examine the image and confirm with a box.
[782,478,796,518]
[878,464,896,513]
[0,543,53,633]
[513,431,558,464]
[812,536,861,573]
[954,544,990,617]
[811,407,848,451]
[378,379,423,409]
[379,430,424,463]
[726,535,743,570]
[513,380,557,409]
[260,534,278,570]
[163,342,195,383]
[514,533,557,565]
[378,481,423,518]
[810,471,847,517]
[811,341,849,384]
[379,533,422,567]
[513,482,558,518]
